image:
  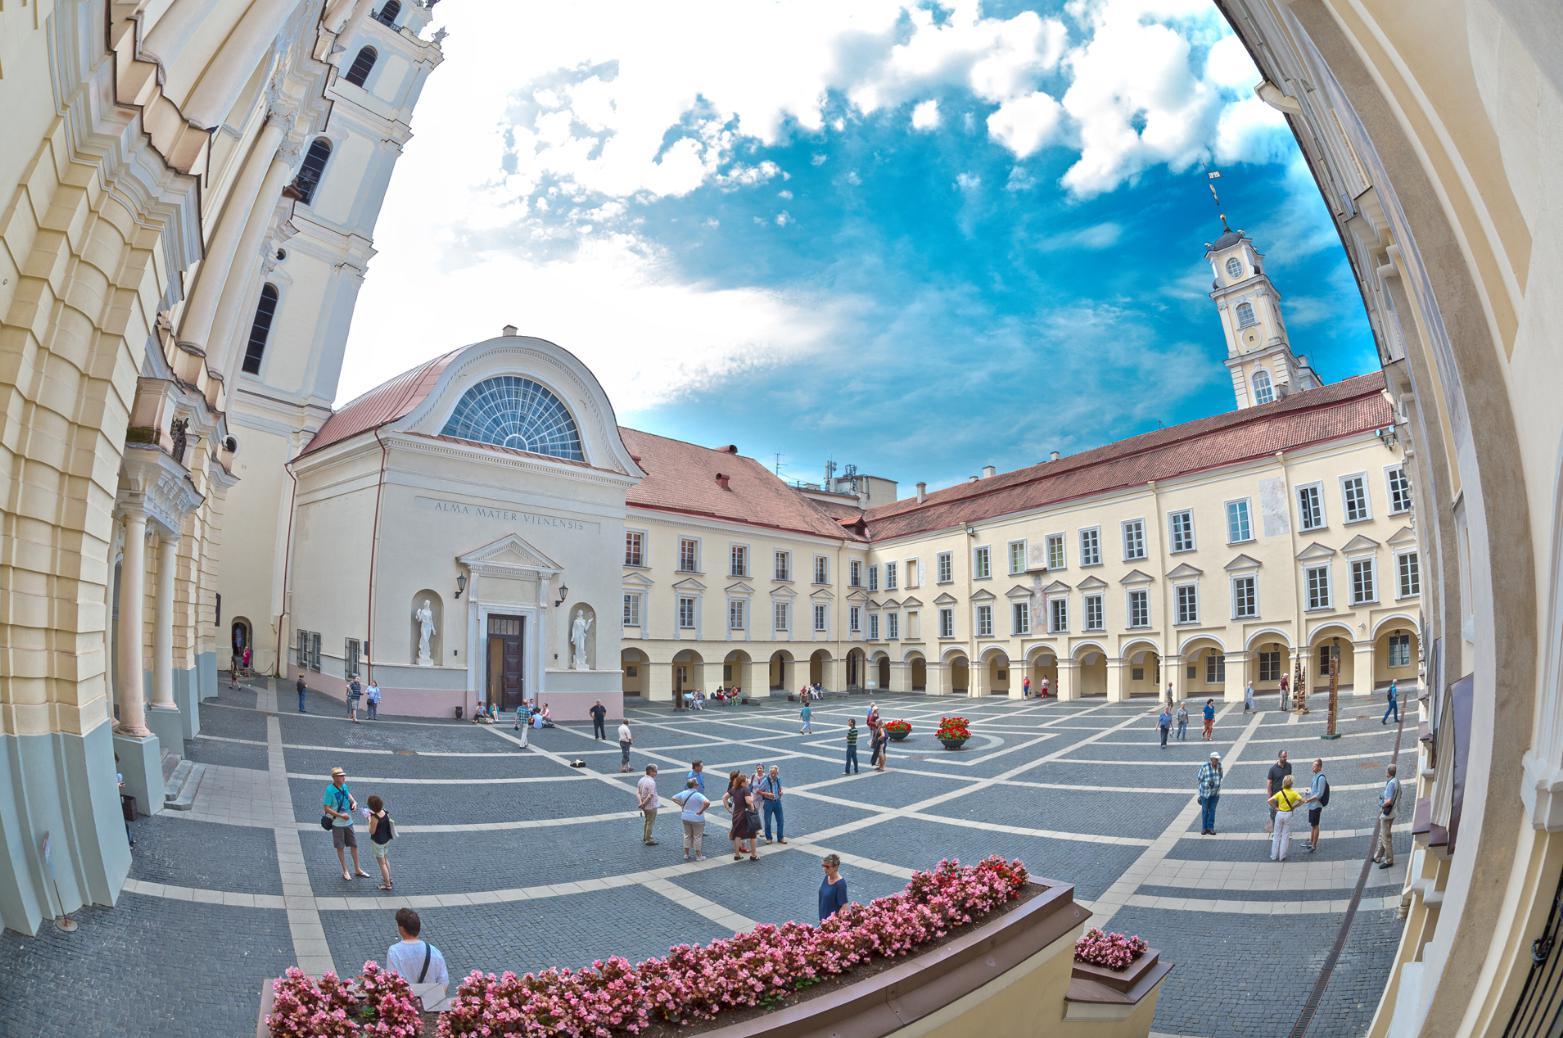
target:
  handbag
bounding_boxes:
[320,814,334,830]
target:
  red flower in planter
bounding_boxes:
[884,719,912,736]
[1073,928,1149,971]
[936,716,971,740]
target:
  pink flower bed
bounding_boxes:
[435,855,1028,1036]
[267,960,424,1036]
[1073,928,1149,971]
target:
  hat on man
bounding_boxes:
[1208,752,1221,760]
[330,766,345,777]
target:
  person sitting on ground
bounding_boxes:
[540,704,555,728]
[472,700,489,724]
[692,689,705,710]
[387,908,449,992]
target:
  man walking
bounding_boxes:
[1304,757,1329,852]
[323,767,369,882]
[590,700,607,740]
[387,909,449,991]
[845,718,860,774]
[1202,699,1216,740]
[687,760,706,795]
[1382,679,1400,725]
[1157,705,1172,747]
[1279,673,1290,713]
[1374,764,1401,868]
[297,674,307,713]
[759,765,786,845]
[1175,701,1189,741]
[618,719,633,773]
[1244,680,1254,713]
[637,764,659,846]
[1022,675,1031,698]
[1197,752,1222,834]
[347,675,363,723]
[1039,676,1050,698]
[365,678,381,721]
[1266,750,1293,834]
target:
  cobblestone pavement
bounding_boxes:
[0,681,1414,1037]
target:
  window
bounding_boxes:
[1012,602,1030,635]
[813,555,829,584]
[1387,466,1413,514]
[973,546,991,579]
[1351,558,1377,604]
[240,284,279,375]
[441,375,583,460]
[906,611,920,639]
[1046,534,1065,570]
[1127,589,1150,628]
[1206,653,1226,684]
[905,559,919,587]
[1387,633,1412,668]
[867,565,879,591]
[936,552,953,583]
[772,551,790,581]
[1297,484,1325,531]
[884,562,898,590]
[1236,300,1257,327]
[678,537,699,572]
[1123,519,1146,561]
[678,597,696,630]
[728,598,746,631]
[869,613,880,640]
[624,531,644,567]
[1226,499,1252,544]
[1169,510,1195,553]
[849,606,861,634]
[976,604,993,638]
[730,545,748,577]
[813,604,827,632]
[1008,540,1028,575]
[886,613,900,639]
[1048,598,1068,634]
[1231,575,1258,619]
[1305,564,1332,610]
[1251,368,1274,405]
[849,560,862,587]
[1225,257,1243,279]
[292,137,332,205]
[373,0,400,25]
[938,608,954,638]
[623,593,642,627]
[1079,527,1101,566]
[1258,649,1282,682]
[1342,474,1371,523]
[344,45,377,86]
[1084,594,1104,631]
[1175,584,1199,625]
[773,601,790,632]
[309,631,321,671]
[1397,552,1421,598]
[345,638,360,679]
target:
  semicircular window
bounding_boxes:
[440,376,584,460]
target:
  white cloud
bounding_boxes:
[1214,95,1290,165]
[911,98,942,130]
[986,90,1063,158]
[1034,221,1124,252]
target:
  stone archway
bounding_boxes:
[1178,636,1226,701]
[1307,624,1356,697]
[907,653,927,692]
[723,649,752,694]
[1122,642,1161,697]
[845,648,867,690]
[809,649,830,688]
[1028,649,1058,697]
[768,649,792,691]
[1373,619,1420,692]
[945,653,970,695]
[620,648,649,696]
[1073,645,1108,697]
[983,650,1010,696]
[875,653,891,691]
[672,649,704,695]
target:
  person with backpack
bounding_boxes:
[1303,757,1330,853]
[1382,679,1401,725]
[366,794,394,890]
[346,675,363,723]
[387,908,449,991]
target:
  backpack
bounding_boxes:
[372,810,394,844]
[1318,780,1331,807]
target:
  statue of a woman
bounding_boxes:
[571,609,592,671]
[415,599,436,666]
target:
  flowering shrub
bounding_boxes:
[1073,928,1149,971]
[437,856,1028,1036]
[267,961,424,1037]
[936,716,972,741]
[883,719,912,736]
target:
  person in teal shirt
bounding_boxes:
[1382,679,1401,724]
[323,767,368,881]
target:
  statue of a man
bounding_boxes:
[571,609,592,671]
[415,599,436,666]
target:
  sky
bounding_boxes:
[340,0,1377,494]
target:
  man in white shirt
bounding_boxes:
[618,720,633,773]
[1374,764,1401,868]
[636,764,659,846]
[386,908,448,991]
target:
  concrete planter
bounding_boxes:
[1066,948,1173,1024]
[939,737,969,750]
[887,728,911,741]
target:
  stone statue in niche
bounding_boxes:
[570,608,593,671]
[169,417,189,465]
[415,599,436,666]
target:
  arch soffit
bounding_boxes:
[1026,644,1060,663]
[620,646,650,662]
[979,645,1010,664]
[1372,612,1421,639]
[1120,638,1161,660]
[723,648,752,663]
[870,649,890,663]
[902,649,927,665]
[672,648,704,663]
[1071,639,1109,661]
[1306,621,1358,645]
[769,648,795,661]
[941,646,971,664]
[1177,633,1227,657]
[1244,626,1294,652]
[809,648,832,661]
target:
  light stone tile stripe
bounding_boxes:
[268,714,335,978]
[786,786,1152,847]
[282,772,592,785]
[1052,747,1395,765]
[1193,822,1411,841]
[1123,892,1402,915]
[640,878,757,933]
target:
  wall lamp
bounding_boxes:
[454,573,467,599]
[555,583,569,608]
[965,526,977,538]
[1375,426,1399,449]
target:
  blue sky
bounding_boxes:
[344,0,1376,493]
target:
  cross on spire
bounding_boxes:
[1207,170,1232,233]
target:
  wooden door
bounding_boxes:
[486,615,525,711]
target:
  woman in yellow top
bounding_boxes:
[1268,775,1306,862]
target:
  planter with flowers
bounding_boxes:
[884,719,912,742]
[1065,927,1173,1018]
[936,715,971,750]
[263,962,426,1037]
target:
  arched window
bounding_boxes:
[292,138,331,205]
[1235,301,1258,328]
[1251,368,1274,405]
[440,376,585,460]
[374,1,400,26]
[1225,257,1243,279]
[344,46,377,87]
[241,285,279,375]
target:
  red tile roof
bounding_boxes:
[302,348,464,456]
[862,372,1392,541]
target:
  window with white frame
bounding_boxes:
[869,613,880,640]
[1236,300,1258,327]
[1251,368,1274,405]
[1127,588,1150,628]
[906,610,920,639]
[885,561,898,590]
[1205,653,1226,684]
[1084,594,1104,631]
[727,598,746,631]
[1318,643,1339,676]
[1387,466,1413,514]
[1046,533,1065,570]
[1175,583,1199,625]
[813,554,829,584]
[868,565,879,591]
[813,603,828,632]
[1169,510,1195,553]
[774,551,791,581]
[1012,601,1030,635]
[1397,551,1421,598]
[678,537,699,572]
[773,600,790,632]
[1341,474,1371,523]
[730,544,749,577]
[850,560,862,587]
[938,608,954,638]
[1297,484,1325,531]
[1350,557,1377,604]
[623,593,642,627]
[624,531,645,567]
[1079,527,1101,566]
[1258,649,1282,682]
[976,604,993,637]
[1305,564,1332,610]
[1048,597,1068,634]
[1123,519,1147,561]
[1226,499,1252,544]
[345,638,360,679]
[973,546,991,579]
[1226,257,1243,280]
[1231,575,1258,619]
[849,606,861,634]
[936,551,953,583]
[886,612,899,639]
[677,596,696,630]
[1387,633,1412,668]
[1008,540,1027,575]
[905,559,919,587]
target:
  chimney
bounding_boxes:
[981,465,996,479]
[502,324,518,337]
[916,482,926,503]
[1049,450,1060,462]
[724,444,738,454]
[715,472,731,490]
[968,475,979,483]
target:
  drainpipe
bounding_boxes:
[273,461,300,677]
[366,427,390,684]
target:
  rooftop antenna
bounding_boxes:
[773,452,783,477]
[1207,170,1232,233]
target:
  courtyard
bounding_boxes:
[0,683,1412,1037]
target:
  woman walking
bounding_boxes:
[819,853,849,921]
[725,774,759,861]
[870,719,887,772]
[1268,775,1305,861]
[366,795,394,890]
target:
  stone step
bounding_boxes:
[163,759,206,811]
[160,749,182,784]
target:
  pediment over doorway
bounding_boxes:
[458,532,563,576]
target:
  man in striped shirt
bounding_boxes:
[1197,752,1223,835]
[845,719,860,775]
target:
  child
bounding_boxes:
[366,794,394,891]
[800,702,813,734]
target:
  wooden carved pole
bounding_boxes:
[1323,655,1341,740]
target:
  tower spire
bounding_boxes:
[1207,170,1232,233]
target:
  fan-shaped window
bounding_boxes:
[292,138,331,205]
[344,46,377,87]
[374,1,400,26]
[1251,368,1274,405]
[1225,257,1243,279]
[241,284,279,375]
[1235,301,1258,328]
[441,376,584,460]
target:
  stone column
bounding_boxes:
[647,660,674,703]
[183,0,302,129]
[1223,651,1249,702]
[1056,659,1078,702]
[1353,640,1376,695]
[1106,658,1126,703]
[147,531,185,751]
[926,660,947,696]
[115,509,150,738]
